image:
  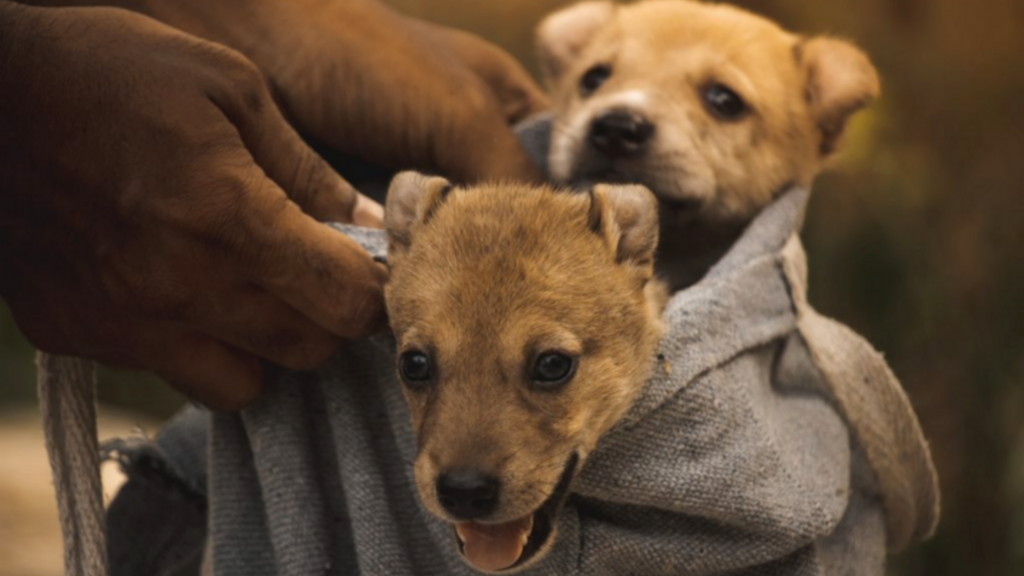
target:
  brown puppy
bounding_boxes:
[537,0,880,288]
[383,172,665,572]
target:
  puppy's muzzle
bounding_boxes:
[588,109,654,158]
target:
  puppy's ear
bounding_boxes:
[384,171,453,260]
[536,1,616,86]
[799,37,881,155]
[588,184,659,279]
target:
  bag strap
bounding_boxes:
[37,352,109,576]
[780,237,940,551]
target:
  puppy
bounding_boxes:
[537,0,880,289]
[383,172,665,572]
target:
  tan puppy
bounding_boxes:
[537,0,880,288]
[383,172,665,572]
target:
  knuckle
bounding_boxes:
[220,50,270,115]
[200,42,270,116]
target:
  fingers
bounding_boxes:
[198,52,387,338]
[208,52,364,224]
[8,287,266,411]
[351,193,385,228]
[142,328,265,411]
[212,177,388,339]
[256,207,388,338]
[187,285,343,371]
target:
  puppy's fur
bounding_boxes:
[378,2,879,569]
[384,173,665,571]
[538,0,880,288]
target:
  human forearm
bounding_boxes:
[7,0,547,182]
[8,0,387,78]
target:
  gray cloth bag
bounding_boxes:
[107,119,939,575]
[196,187,938,576]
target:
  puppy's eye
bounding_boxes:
[399,350,433,387]
[531,352,578,389]
[579,64,612,97]
[703,83,748,120]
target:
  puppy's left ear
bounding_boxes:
[536,1,616,86]
[384,171,453,262]
[589,184,659,281]
[800,37,881,155]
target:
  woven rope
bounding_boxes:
[37,352,109,576]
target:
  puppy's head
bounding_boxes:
[384,172,664,572]
[538,0,880,222]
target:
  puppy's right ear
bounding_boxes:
[588,184,659,282]
[384,171,453,261]
[536,1,616,86]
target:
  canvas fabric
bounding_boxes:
[106,119,938,576]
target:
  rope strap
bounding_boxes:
[37,352,109,576]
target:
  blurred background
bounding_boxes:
[1,0,1022,574]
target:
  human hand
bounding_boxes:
[0,3,387,409]
[42,0,550,183]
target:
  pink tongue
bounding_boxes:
[456,515,534,572]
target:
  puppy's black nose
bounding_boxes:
[588,110,654,157]
[436,470,500,520]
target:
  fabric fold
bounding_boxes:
[104,123,938,576]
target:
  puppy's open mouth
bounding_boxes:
[454,453,578,573]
